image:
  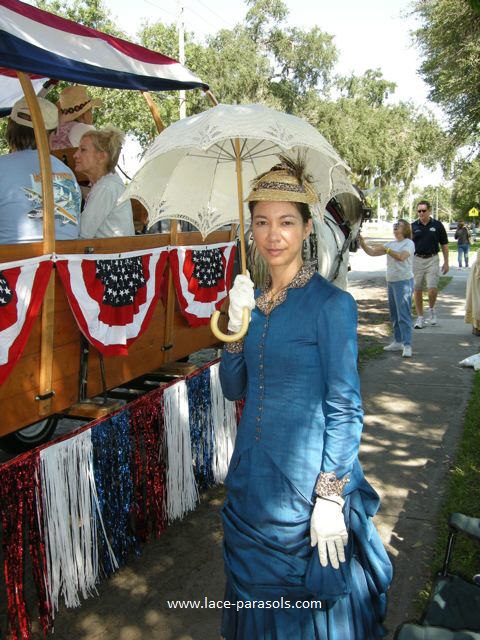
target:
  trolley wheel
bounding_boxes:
[0,416,58,453]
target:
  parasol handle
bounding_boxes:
[210,136,250,343]
[210,307,250,343]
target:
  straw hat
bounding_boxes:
[57,85,102,123]
[246,159,318,205]
[10,97,58,131]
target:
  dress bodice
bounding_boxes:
[220,271,365,501]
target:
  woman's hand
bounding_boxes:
[228,273,255,333]
[310,496,348,569]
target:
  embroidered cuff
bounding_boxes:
[314,471,349,498]
[224,339,245,354]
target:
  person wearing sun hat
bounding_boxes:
[0,96,81,243]
[218,158,392,639]
[49,85,102,150]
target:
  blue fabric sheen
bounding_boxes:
[219,274,392,639]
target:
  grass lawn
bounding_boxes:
[418,370,480,606]
[436,276,452,292]
[358,341,384,366]
[448,240,480,251]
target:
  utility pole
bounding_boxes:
[177,2,186,119]
[376,173,381,223]
[407,183,413,222]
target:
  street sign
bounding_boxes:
[469,207,479,217]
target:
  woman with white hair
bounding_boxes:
[74,126,134,238]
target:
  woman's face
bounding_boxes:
[393,222,405,240]
[73,135,107,177]
[252,200,312,271]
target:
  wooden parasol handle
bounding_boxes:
[210,308,250,342]
[210,137,251,343]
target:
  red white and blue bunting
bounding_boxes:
[0,242,236,385]
[169,242,236,327]
[0,254,53,386]
[56,248,169,356]
[0,360,241,638]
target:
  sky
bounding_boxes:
[102,0,444,185]
[103,0,431,107]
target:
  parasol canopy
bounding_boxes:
[121,103,356,240]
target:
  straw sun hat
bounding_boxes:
[57,85,102,123]
[246,157,318,205]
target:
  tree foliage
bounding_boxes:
[418,184,453,221]
[5,0,449,203]
[412,0,480,145]
[452,158,480,218]
[311,71,449,198]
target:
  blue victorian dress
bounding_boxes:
[219,263,392,639]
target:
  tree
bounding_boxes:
[336,69,396,107]
[13,0,450,196]
[418,184,453,221]
[244,0,338,112]
[244,0,288,43]
[201,27,272,106]
[412,0,480,145]
[36,0,122,34]
[311,72,449,190]
[452,158,480,218]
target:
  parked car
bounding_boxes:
[449,221,458,230]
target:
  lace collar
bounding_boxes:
[256,261,316,315]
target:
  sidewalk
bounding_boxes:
[22,269,478,640]
[351,268,477,636]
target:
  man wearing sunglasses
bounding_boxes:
[411,200,449,328]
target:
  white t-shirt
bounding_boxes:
[80,173,134,239]
[384,238,415,282]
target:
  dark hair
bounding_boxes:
[396,218,412,239]
[248,200,312,223]
[417,199,431,210]
[5,119,37,151]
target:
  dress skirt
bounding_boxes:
[221,446,392,640]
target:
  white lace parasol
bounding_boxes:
[121,103,357,239]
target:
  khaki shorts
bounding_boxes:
[413,254,440,290]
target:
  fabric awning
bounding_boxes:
[0,0,208,115]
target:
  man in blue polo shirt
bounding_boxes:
[412,200,449,328]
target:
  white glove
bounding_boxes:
[228,273,255,333]
[310,496,348,570]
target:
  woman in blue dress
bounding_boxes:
[219,159,392,639]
